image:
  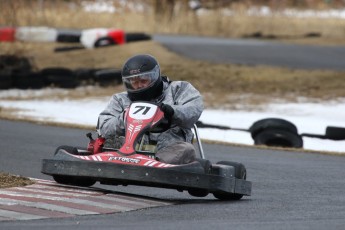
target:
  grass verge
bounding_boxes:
[0,172,34,189]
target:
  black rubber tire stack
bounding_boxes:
[0,55,45,89]
[249,118,303,148]
[40,67,79,88]
[93,68,122,86]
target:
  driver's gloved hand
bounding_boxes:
[160,103,174,121]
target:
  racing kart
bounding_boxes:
[41,102,252,200]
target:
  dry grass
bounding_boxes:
[0,172,34,188]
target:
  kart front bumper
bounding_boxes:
[41,159,252,196]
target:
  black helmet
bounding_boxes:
[121,54,163,101]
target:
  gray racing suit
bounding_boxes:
[97,76,204,164]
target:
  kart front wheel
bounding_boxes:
[213,161,247,201]
[53,175,96,187]
[188,188,209,197]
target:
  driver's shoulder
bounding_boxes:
[111,92,131,106]
[166,79,192,91]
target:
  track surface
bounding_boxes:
[153,34,345,70]
[0,119,344,230]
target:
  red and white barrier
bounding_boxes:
[0,27,16,42]
[0,27,138,49]
[15,26,58,42]
[80,28,125,48]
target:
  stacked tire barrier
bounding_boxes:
[0,26,151,50]
[196,118,345,149]
[249,118,303,148]
[0,55,122,89]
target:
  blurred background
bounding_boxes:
[0,1,344,104]
[1,0,345,42]
[0,1,344,152]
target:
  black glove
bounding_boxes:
[160,103,174,121]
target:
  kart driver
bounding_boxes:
[97,54,204,165]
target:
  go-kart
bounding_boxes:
[41,102,252,200]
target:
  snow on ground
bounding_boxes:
[1,88,344,154]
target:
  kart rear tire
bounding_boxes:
[53,175,96,187]
[250,118,298,138]
[213,161,246,200]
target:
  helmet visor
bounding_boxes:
[123,65,160,92]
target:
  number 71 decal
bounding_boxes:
[129,103,157,119]
[133,106,151,115]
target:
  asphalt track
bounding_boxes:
[153,34,345,70]
[1,36,345,229]
[1,119,345,230]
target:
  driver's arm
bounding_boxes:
[170,81,204,129]
[97,93,128,138]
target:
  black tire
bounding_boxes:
[53,146,96,187]
[0,71,12,89]
[53,175,96,187]
[213,161,246,200]
[254,129,303,148]
[325,126,345,140]
[125,33,152,42]
[188,189,209,197]
[74,68,96,82]
[94,37,115,47]
[56,29,81,43]
[185,159,212,198]
[41,67,78,88]
[12,72,45,89]
[0,55,32,73]
[93,68,122,86]
[249,118,298,138]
